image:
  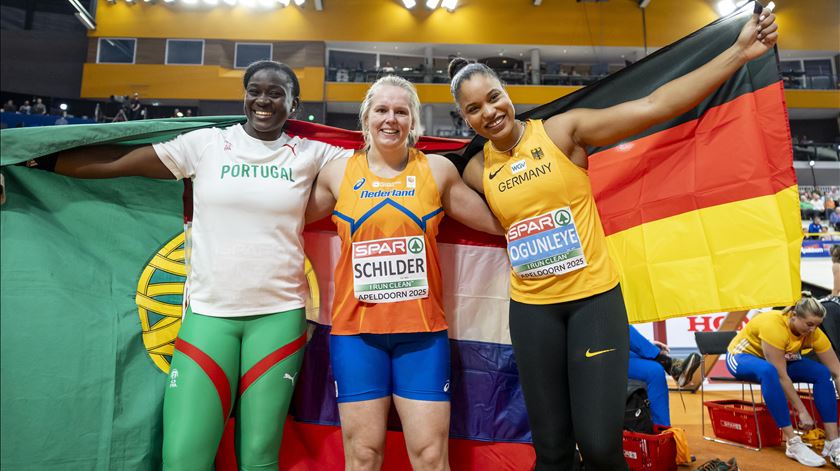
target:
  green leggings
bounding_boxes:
[162,307,306,471]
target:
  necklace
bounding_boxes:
[492,120,525,154]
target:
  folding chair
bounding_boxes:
[694,330,765,451]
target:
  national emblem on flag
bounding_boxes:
[530,147,544,160]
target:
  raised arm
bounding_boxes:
[304,158,344,224]
[546,5,777,152]
[54,145,175,180]
[428,153,503,235]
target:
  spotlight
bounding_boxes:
[307,114,315,121]
[441,0,456,10]
[59,103,68,111]
[425,0,439,9]
[402,0,416,8]
[294,0,305,5]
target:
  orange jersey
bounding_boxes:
[331,149,447,335]
[483,119,619,304]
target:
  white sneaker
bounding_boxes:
[822,437,840,468]
[787,436,827,467]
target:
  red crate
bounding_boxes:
[791,391,840,430]
[705,399,782,447]
[622,425,677,471]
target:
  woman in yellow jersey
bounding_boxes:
[447,8,778,471]
[727,294,840,467]
[306,75,503,471]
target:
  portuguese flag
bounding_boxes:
[1,2,797,469]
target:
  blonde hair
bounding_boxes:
[783,291,827,319]
[358,75,423,152]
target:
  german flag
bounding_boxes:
[515,4,801,323]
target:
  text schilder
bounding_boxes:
[352,236,429,303]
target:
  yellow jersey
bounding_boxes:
[330,149,447,335]
[482,119,619,304]
[728,310,831,358]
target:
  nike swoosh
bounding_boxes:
[489,166,504,180]
[585,348,616,358]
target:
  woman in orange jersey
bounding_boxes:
[306,75,503,471]
[448,7,778,471]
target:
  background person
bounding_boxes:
[727,294,840,467]
[628,326,701,427]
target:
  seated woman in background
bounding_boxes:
[628,326,701,427]
[727,293,840,468]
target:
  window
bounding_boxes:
[234,43,272,69]
[166,39,204,65]
[97,38,136,64]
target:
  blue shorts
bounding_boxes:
[329,330,451,403]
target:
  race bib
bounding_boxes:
[507,208,587,279]
[352,236,429,303]
[784,352,802,362]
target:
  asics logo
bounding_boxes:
[585,348,616,358]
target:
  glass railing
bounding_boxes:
[793,143,840,162]
[782,73,838,90]
[329,65,838,90]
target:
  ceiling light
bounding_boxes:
[441,0,456,10]
[715,0,736,16]
[402,0,416,8]
[276,0,290,5]
[426,0,440,9]
[68,0,96,29]
[294,0,305,5]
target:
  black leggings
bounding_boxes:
[510,285,630,471]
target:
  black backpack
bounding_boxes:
[624,379,654,434]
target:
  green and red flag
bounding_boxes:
[0,2,799,468]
